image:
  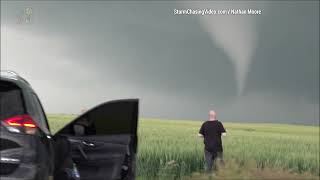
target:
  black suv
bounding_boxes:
[0,71,139,180]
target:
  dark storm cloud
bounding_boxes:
[246,2,319,103]
[1,1,319,124]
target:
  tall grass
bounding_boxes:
[48,115,319,179]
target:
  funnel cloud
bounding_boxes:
[183,2,261,95]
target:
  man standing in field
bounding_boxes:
[198,110,227,172]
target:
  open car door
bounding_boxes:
[54,99,138,180]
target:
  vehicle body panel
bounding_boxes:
[1,75,54,180]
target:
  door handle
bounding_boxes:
[82,141,95,147]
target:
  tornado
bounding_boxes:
[182,2,261,96]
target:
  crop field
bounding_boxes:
[48,114,319,180]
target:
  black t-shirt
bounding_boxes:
[199,120,226,152]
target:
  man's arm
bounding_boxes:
[198,123,204,138]
[220,121,227,137]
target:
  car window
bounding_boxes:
[0,81,25,120]
[58,100,138,136]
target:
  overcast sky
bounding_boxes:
[1,1,319,125]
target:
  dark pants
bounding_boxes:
[204,149,224,172]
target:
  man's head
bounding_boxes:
[209,110,217,121]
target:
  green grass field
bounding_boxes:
[48,114,319,180]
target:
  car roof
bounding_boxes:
[0,70,34,92]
